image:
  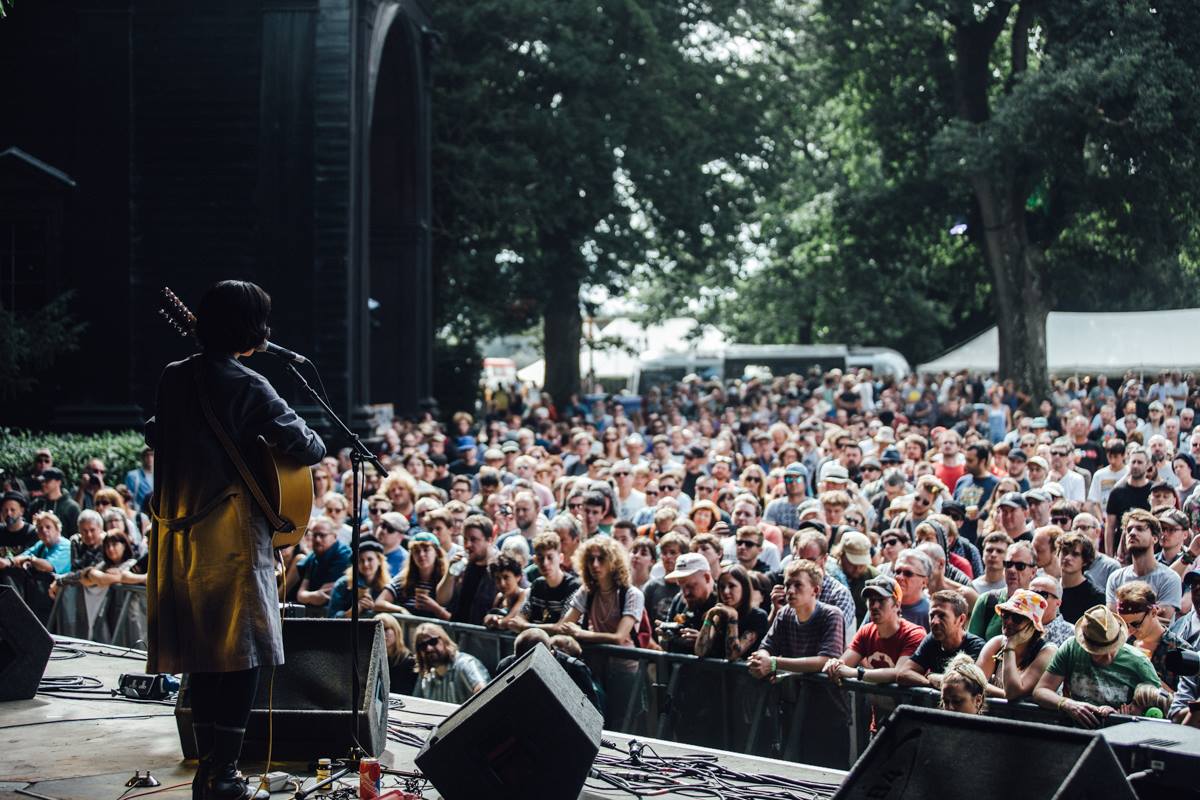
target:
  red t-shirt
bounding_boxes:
[849,619,926,669]
[934,462,965,491]
[949,552,974,579]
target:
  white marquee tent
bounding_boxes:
[917,309,1200,374]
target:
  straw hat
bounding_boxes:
[995,589,1048,633]
[1074,605,1128,656]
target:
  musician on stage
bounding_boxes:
[145,280,326,800]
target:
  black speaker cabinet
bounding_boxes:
[175,618,389,760]
[415,644,602,800]
[834,705,1136,800]
[0,585,53,701]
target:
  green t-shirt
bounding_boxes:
[1047,640,1159,707]
[968,589,1005,641]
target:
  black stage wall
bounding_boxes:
[0,0,434,432]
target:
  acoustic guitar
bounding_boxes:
[158,286,314,548]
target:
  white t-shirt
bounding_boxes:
[1087,465,1128,510]
[1056,470,1086,503]
[1106,562,1183,616]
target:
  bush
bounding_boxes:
[0,428,147,490]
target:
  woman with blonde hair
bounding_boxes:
[326,538,391,618]
[941,652,989,715]
[738,464,768,503]
[555,535,643,647]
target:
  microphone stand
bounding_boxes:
[283,361,388,763]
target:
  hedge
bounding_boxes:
[0,428,148,490]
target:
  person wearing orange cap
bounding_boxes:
[976,588,1057,700]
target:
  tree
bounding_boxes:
[813,0,1200,400]
[431,1,800,407]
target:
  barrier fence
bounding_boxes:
[388,616,1106,770]
[46,583,148,649]
[34,589,1121,771]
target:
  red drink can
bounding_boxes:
[359,758,380,800]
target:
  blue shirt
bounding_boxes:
[124,467,154,511]
[22,537,72,574]
[302,541,352,588]
[385,547,407,578]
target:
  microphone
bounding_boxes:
[258,340,309,365]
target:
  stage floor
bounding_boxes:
[1,638,846,800]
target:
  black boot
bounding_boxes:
[206,762,269,800]
[192,723,214,800]
[204,724,268,800]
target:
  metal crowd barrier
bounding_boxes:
[388,615,1081,770]
[47,583,148,649]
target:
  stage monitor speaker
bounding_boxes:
[834,705,1135,800]
[1101,718,1200,791]
[175,618,389,760]
[415,643,602,800]
[0,585,53,701]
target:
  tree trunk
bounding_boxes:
[543,270,582,413]
[972,175,1051,407]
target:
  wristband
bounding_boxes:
[856,665,865,682]
[703,619,714,627]
[1058,697,1069,712]
[770,657,778,675]
[1183,551,1196,565]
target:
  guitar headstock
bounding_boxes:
[159,286,198,343]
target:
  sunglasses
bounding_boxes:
[1003,560,1035,571]
[735,539,760,548]
[744,476,762,483]
[1050,516,1072,525]
[783,476,800,483]
[894,567,925,578]
[645,490,659,497]
[369,507,388,514]
[882,538,906,548]
[613,471,631,477]
[417,639,440,651]
[1033,589,1059,601]
[660,485,678,492]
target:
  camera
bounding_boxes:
[657,622,682,642]
[1165,648,1199,677]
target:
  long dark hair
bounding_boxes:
[718,563,755,620]
[196,280,271,354]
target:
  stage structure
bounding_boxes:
[0,0,435,431]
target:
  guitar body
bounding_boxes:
[251,436,315,548]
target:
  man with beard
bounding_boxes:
[1105,447,1153,556]
[1105,509,1182,622]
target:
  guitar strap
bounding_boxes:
[194,361,295,533]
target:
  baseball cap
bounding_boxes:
[941,500,966,519]
[501,441,520,454]
[784,463,810,479]
[1182,570,1200,589]
[839,531,872,566]
[1031,417,1049,430]
[1008,448,1028,462]
[821,464,850,484]
[862,574,902,604]
[1024,488,1051,504]
[358,536,386,555]
[1027,456,1049,471]
[456,436,477,451]
[408,531,441,548]
[686,445,708,460]
[665,552,711,582]
[41,467,66,483]
[861,457,881,471]
[1042,482,1065,500]
[880,447,902,464]
[997,491,1028,510]
[1,490,28,509]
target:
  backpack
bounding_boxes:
[583,586,654,649]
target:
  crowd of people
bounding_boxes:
[5,367,1200,730]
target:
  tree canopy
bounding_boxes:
[432,0,1200,404]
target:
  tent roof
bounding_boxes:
[917,309,1200,374]
[515,317,726,385]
